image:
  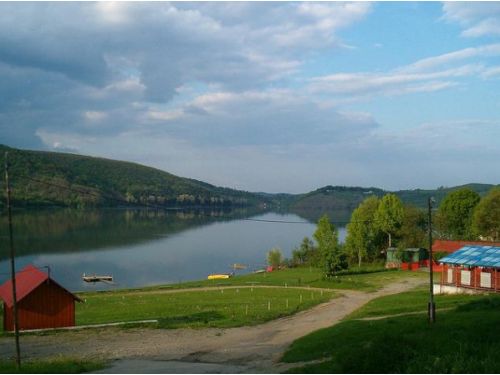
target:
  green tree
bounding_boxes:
[472,187,500,240]
[437,188,480,239]
[345,196,381,267]
[374,194,404,248]
[398,205,427,249]
[292,237,317,266]
[313,214,346,276]
[267,247,283,268]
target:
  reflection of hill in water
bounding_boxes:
[0,207,264,258]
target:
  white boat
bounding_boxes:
[82,273,113,283]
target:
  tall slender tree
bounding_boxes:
[313,214,346,276]
[345,196,380,267]
[374,194,404,248]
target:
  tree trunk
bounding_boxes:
[388,232,392,248]
[358,252,362,268]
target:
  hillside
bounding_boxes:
[0,145,269,209]
[289,183,498,222]
[0,144,496,212]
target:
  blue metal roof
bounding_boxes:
[440,246,500,268]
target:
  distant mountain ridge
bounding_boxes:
[0,144,497,212]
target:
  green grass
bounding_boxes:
[128,266,427,293]
[0,357,105,373]
[346,286,488,319]
[282,290,500,373]
[77,287,337,328]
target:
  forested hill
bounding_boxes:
[0,144,496,212]
[0,144,269,209]
[290,183,498,215]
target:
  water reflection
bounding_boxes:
[0,209,346,292]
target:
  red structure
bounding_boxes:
[0,264,82,331]
[439,245,500,293]
[433,239,500,254]
[440,264,500,292]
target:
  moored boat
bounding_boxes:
[207,273,232,280]
[82,273,113,283]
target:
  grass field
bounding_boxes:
[131,266,427,293]
[74,267,425,329]
[282,289,500,373]
[77,286,337,329]
[0,357,105,373]
[2,267,423,334]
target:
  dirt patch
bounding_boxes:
[0,277,425,373]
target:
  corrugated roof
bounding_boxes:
[439,246,500,268]
[0,264,81,308]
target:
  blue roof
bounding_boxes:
[440,246,500,268]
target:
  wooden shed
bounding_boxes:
[385,247,428,270]
[0,264,82,331]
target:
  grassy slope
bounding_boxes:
[119,267,427,293]
[283,289,500,373]
[0,268,422,334]
[77,287,336,329]
[75,268,423,329]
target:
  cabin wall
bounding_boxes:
[441,264,500,292]
[4,282,75,331]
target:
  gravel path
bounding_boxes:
[0,277,425,373]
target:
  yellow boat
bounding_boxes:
[207,273,232,280]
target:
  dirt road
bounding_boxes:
[0,277,425,373]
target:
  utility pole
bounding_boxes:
[428,197,436,323]
[4,152,21,367]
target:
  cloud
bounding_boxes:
[442,2,500,37]
[141,89,380,147]
[1,3,499,192]
[308,43,500,101]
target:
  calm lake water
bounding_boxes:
[0,209,346,292]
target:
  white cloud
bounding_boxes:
[442,2,500,37]
[308,42,500,101]
[84,111,107,122]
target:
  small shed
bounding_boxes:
[439,245,500,292]
[0,264,82,331]
[385,247,400,269]
[385,247,428,271]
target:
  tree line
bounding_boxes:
[267,186,499,277]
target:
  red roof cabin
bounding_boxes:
[0,264,82,331]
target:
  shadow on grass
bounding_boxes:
[455,295,500,312]
[157,311,225,328]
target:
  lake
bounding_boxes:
[0,208,346,292]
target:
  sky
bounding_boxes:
[0,2,499,194]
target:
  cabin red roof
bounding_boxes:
[0,264,81,308]
[433,239,500,254]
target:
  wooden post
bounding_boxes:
[427,197,435,323]
[4,152,21,368]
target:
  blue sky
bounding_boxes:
[0,2,499,193]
